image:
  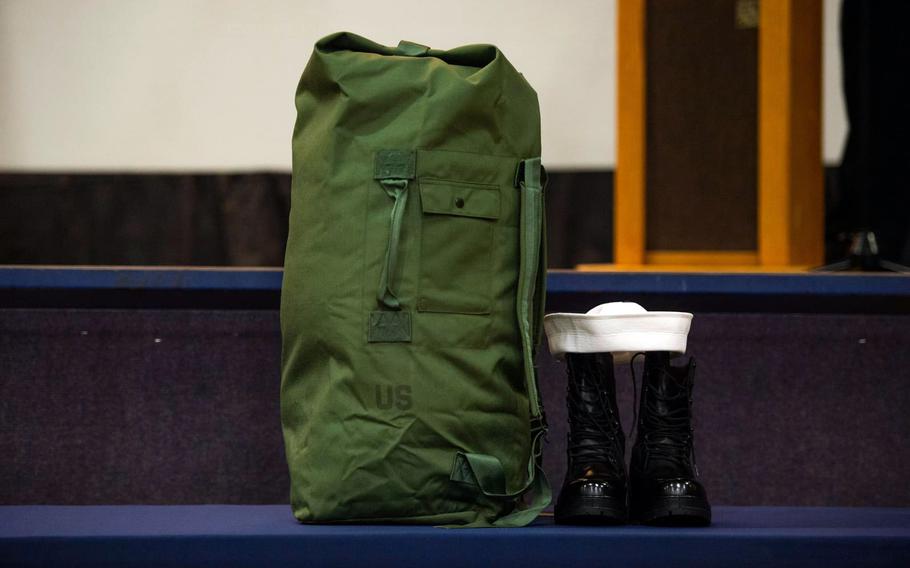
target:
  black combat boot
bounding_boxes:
[555,352,628,524]
[630,351,711,526]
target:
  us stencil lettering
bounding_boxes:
[375,385,412,410]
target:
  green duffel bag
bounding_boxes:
[280,31,549,527]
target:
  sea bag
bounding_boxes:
[280,31,549,527]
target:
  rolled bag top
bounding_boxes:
[314,31,500,69]
[299,31,542,161]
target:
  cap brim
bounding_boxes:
[543,311,693,362]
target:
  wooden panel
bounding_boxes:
[645,0,758,251]
[758,0,824,265]
[645,250,758,265]
[615,0,647,265]
[576,263,809,273]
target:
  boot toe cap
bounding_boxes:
[565,476,627,500]
[556,477,628,525]
[647,478,707,499]
[632,477,708,502]
[631,478,711,526]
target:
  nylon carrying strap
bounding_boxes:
[449,157,550,527]
[369,150,415,343]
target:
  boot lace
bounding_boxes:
[566,362,624,470]
[629,352,699,476]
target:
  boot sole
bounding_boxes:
[633,497,711,527]
[555,496,628,525]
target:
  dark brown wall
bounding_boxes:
[0,172,614,269]
[0,173,291,266]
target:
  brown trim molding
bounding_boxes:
[758,0,824,266]
[644,250,759,266]
[615,0,647,265]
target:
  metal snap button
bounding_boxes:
[454,197,465,208]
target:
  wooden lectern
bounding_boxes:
[606,0,823,271]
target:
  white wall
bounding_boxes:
[0,0,844,172]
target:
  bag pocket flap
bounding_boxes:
[420,180,500,220]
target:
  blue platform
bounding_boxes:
[3,268,909,567]
[2,266,908,312]
[2,506,908,568]
[2,266,909,295]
